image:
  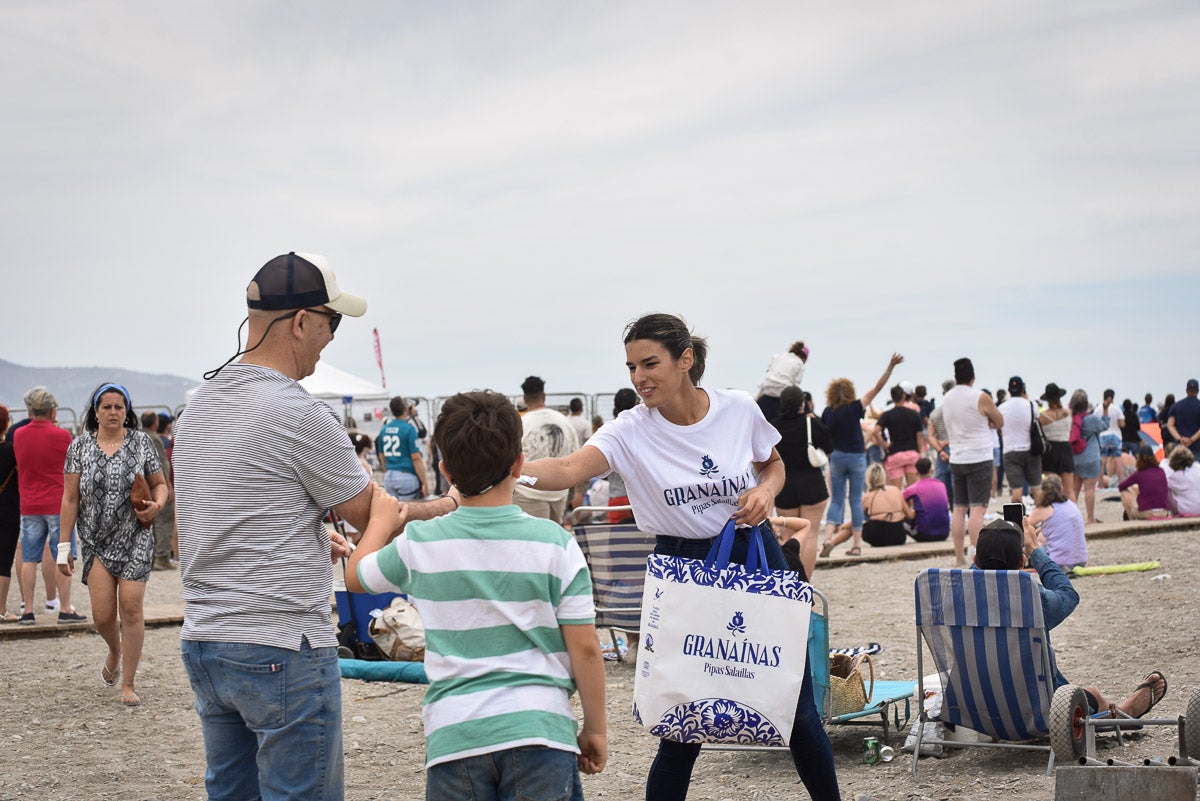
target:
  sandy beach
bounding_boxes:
[3,487,1196,801]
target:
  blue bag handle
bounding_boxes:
[704,517,771,574]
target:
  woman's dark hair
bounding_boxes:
[779,385,803,416]
[788,341,807,360]
[1135,445,1158,471]
[623,313,707,386]
[1122,399,1135,414]
[432,391,522,497]
[350,432,372,454]
[84,383,138,432]
[613,388,639,416]
[0,404,9,435]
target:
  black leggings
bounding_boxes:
[0,507,18,578]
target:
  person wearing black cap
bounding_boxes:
[998,376,1042,504]
[1037,382,1076,501]
[1166,379,1200,460]
[974,519,1168,720]
[173,252,458,800]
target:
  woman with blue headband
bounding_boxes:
[57,382,167,707]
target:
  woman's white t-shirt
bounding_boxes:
[586,388,780,539]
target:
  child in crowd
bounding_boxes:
[347,390,607,799]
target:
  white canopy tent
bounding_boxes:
[299,361,392,434]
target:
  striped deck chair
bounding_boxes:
[911,568,1057,775]
[571,507,654,661]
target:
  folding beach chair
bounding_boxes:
[911,568,1056,775]
[571,506,654,661]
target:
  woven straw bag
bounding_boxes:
[829,652,875,716]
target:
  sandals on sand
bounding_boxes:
[846,547,862,556]
[0,610,19,623]
[101,663,120,687]
[1107,670,1168,719]
[819,542,835,559]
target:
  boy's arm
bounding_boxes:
[561,623,607,774]
[345,484,406,593]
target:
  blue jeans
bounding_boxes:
[20,515,76,562]
[384,469,422,501]
[826,451,866,531]
[934,449,953,503]
[647,532,841,801]
[181,638,344,801]
[425,746,583,801]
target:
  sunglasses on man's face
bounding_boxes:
[275,307,342,334]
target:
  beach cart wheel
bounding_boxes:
[1050,684,1089,763]
[1186,688,1200,760]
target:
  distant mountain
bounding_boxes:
[0,358,199,422]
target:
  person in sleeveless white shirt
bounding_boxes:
[941,358,1004,566]
[522,314,840,801]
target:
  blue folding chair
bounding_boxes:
[572,507,654,661]
[912,568,1056,775]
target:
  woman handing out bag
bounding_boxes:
[523,313,840,801]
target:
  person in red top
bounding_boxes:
[12,387,85,624]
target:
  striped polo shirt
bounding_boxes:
[173,363,369,650]
[356,504,595,767]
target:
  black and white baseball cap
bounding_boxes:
[247,252,367,317]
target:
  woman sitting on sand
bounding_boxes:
[1118,445,1172,520]
[824,463,907,551]
[1026,474,1087,569]
[1164,444,1200,517]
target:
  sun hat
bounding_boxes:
[247,252,367,317]
[1040,382,1067,402]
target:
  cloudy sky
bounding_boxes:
[3,1,1197,410]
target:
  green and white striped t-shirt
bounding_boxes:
[356,504,595,768]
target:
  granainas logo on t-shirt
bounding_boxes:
[662,455,753,515]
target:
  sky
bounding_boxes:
[2,1,1198,411]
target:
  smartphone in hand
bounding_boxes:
[1002,502,1024,526]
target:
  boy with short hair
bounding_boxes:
[347,390,607,799]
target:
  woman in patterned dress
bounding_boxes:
[57,383,167,707]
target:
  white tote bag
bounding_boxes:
[632,521,812,746]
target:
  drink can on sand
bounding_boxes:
[863,736,880,765]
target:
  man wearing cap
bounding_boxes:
[942,358,1004,567]
[173,252,456,800]
[1167,380,1200,460]
[974,519,1167,719]
[12,387,85,624]
[998,377,1042,504]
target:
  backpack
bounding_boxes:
[1028,400,1046,456]
[1069,413,1087,455]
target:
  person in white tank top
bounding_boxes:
[941,358,1004,566]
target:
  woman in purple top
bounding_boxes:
[1118,446,1172,520]
[1027,474,1087,568]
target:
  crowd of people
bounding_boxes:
[3,250,1198,801]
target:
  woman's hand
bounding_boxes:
[134,499,160,527]
[734,485,775,526]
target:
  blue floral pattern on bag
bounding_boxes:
[647,554,812,602]
[647,698,785,745]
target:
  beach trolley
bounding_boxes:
[1049,682,1200,767]
[571,507,916,744]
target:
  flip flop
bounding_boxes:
[0,610,19,623]
[101,663,120,687]
[1132,671,1167,718]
